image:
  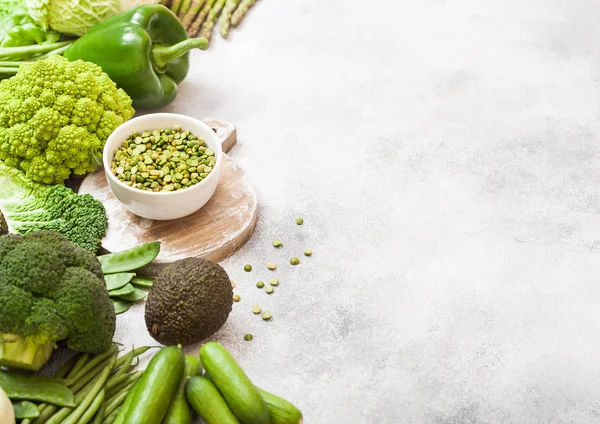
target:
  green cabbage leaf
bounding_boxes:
[26,0,121,36]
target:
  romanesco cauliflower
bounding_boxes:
[0,55,135,184]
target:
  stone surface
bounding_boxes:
[115,1,600,422]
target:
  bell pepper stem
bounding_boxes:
[152,37,209,70]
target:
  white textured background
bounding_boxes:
[116,1,600,422]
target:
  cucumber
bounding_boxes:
[115,346,184,424]
[162,356,203,424]
[185,376,240,424]
[199,342,269,424]
[257,387,303,424]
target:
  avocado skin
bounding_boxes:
[0,211,7,236]
[145,257,233,346]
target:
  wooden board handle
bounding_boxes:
[202,118,237,153]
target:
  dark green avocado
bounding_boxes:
[145,257,233,346]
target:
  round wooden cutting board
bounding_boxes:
[78,119,258,263]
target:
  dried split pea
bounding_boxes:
[304,249,312,256]
[273,239,283,247]
[265,286,274,294]
[267,262,276,270]
[270,278,279,286]
[256,281,265,288]
[261,311,272,321]
[233,294,241,302]
[290,257,300,265]
[252,305,261,314]
[296,217,304,225]
[244,264,252,272]
[244,334,253,341]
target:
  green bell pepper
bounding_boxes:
[64,5,208,110]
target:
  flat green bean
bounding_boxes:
[105,273,136,291]
[116,287,148,302]
[109,283,135,297]
[0,371,74,407]
[98,242,161,274]
[130,276,154,288]
[12,400,40,419]
[112,299,131,315]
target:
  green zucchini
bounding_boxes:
[114,346,184,424]
[257,387,303,424]
[162,356,203,424]
[199,342,269,424]
[185,376,240,424]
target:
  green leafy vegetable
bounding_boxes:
[0,231,116,371]
[26,0,121,36]
[0,55,135,184]
[0,162,108,252]
[1,13,60,48]
[0,0,26,22]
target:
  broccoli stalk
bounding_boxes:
[0,334,54,371]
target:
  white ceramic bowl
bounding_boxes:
[103,113,222,220]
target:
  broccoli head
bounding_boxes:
[0,55,135,184]
[0,231,115,371]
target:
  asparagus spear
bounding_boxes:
[187,0,216,37]
[181,0,206,29]
[177,0,193,18]
[168,0,182,15]
[231,0,256,27]
[199,0,226,41]
[218,0,240,38]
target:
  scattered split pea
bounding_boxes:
[290,257,300,265]
[267,262,276,270]
[244,264,252,272]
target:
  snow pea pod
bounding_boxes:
[105,273,136,291]
[12,401,39,419]
[98,242,161,274]
[109,283,135,297]
[0,371,75,407]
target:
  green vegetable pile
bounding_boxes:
[0,55,135,184]
[97,242,162,314]
[114,342,302,424]
[0,231,116,371]
[161,0,258,42]
[0,162,108,251]
[1,344,153,423]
